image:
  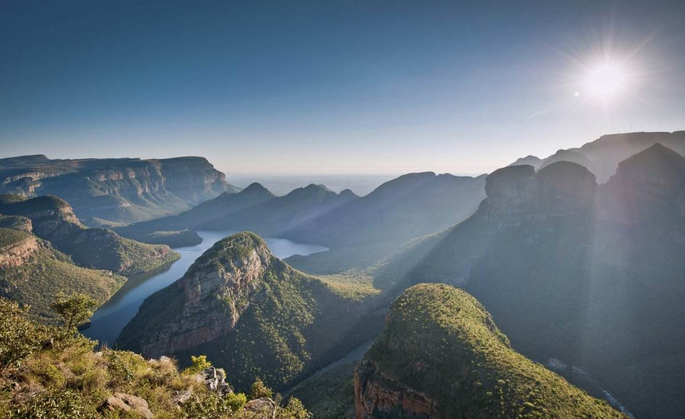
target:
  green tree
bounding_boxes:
[50,292,98,330]
[277,397,312,419]
[250,378,273,399]
[184,354,213,374]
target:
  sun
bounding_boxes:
[581,60,631,101]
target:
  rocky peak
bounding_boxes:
[537,161,597,212]
[480,162,596,221]
[601,144,685,222]
[240,182,275,198]
[181,232,272,304]
[128,232,278,357]
[509,155,543,169]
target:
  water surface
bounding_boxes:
[84,231,327,346]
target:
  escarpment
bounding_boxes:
[0,155,238,227]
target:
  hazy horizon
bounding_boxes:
[2,0,685,175]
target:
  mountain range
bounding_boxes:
[2,130,685,418]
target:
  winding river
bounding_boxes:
[83,231,328,347]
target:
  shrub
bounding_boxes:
[0,298,43,368]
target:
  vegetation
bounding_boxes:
[0,194,181,276]
[363,284,627,418]
[290,363,356,419]
[0,296,311,419]
[0,236,125,324]
[50,293,98,331]
[118,232,384,392]
[0,227,29,248]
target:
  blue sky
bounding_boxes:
[1,0,684,175]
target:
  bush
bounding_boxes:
[250,378,273,399]
[0,298,43,368]
[184,355,212,375]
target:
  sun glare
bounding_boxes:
[582,60,631,101]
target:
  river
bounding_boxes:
[83,231,328,347]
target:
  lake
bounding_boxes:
[83,231,328,346]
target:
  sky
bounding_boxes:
[1,0,684,176]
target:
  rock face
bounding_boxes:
[129,233,271,357]
[118,232,379,391]
[0,155,238,226]
[354,284,627,419]
[0,194,178,275]
[100,392,154,419]
[481,161,597,222]
[0,229,38,269]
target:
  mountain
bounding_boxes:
[117,183,357,246]
[355,284,628,419]
[509,155,542,169]
[286,172,487,248]
[0,226,125,323]
[120,172,486,274]
[117,232,382,391]
[0,155,238,227]
[0,194,179,275]
[380,145,685,419]
[534,130,685,183]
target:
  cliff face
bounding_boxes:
[354,284,627,419]
[0,195,178,276]
[0,229,39,269]
[0,156,237,227]
[481,161,597,222]
[135,233,273,357]
[118,232,381,391]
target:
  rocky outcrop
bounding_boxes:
[0,232,39,269]
[118,231,378,391]
[600,143,685,223]
[130,233,273,357]
[100,392,154,419]
[355,361,436,419]
[480,161,597,222]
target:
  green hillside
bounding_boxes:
[118,232,383,392]
[357,284,627,419]
[0,194,180,276]
[0,230,126,324]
